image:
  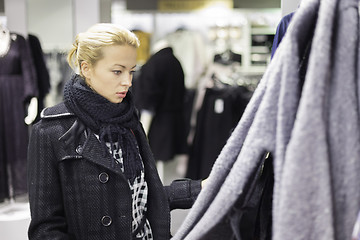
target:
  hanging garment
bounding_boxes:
[228,152,274,240]
[134,47,187,161]
[270,11,295,59]
[27,34,50,121]
[186,85,252,180]
[164,29,208,89]
[0,32,37,201]
[214,50,242,66]
[172,0,360,239]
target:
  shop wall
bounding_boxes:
[4,0,27,36]
[0,0,4,14]
[27,0,73,51]
[73,0,100,36]
[100,0,112,23]
[27,0,110,51]
[281,0,301,16]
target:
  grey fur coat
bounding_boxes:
[172,0,360,239]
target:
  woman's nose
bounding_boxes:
[121,73,132,86]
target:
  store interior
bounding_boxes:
[0,0,300,239]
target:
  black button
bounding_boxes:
[99,172,109,183]
[101,215,112,226]
[76,145,83,154]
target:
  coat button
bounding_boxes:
[101,215,112,226]
[76,145,83,154]
[99,172,109,183]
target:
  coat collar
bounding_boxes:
[44,102,135,179]
[45,102,124,176]
[41,102,74,119]
[59,119,125,176]
[81,132,125,176]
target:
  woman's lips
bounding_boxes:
[116,91,127,98]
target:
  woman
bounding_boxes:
[27,23,202,240]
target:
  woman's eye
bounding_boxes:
[113,70,122,75]
[130,71,136,75]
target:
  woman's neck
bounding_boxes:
[0,26,11,57]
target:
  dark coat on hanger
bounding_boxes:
[27,102,201,240]
[27,34,50,121]
[186,86,252,180]
[134,47,186,160]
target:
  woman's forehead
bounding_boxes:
[97,45,137,67]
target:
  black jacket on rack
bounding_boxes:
[186,85,252,180]
[134,47,186,161]
[27,34,50,121]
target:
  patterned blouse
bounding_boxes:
[106,141,153,240]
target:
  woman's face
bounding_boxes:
[81,44,137,103]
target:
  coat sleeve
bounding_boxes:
[164,178,202,210]
[27,122,70,240]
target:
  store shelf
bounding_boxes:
[251,27,276,35]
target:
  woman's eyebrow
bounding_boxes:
[113,64,137,69]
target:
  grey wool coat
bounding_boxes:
[172,0,360,239]
[27,102,201,240]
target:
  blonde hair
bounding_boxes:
[67,23,140,76]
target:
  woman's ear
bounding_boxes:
[80,61,91,79]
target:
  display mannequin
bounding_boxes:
[0,22,38,202]
[0,23,38,125]
[1,23,38,125]
[0,23,11,58]
[24,97,38,125]
[0,21,33,240]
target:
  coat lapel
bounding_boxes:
[79,132,124,175]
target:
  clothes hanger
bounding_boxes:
[214,49,242,66]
